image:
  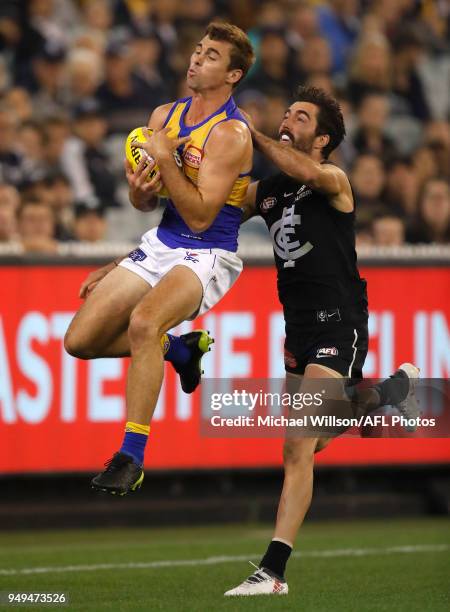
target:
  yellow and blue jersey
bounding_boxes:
[156,96,250,252]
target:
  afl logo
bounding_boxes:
[261,196,277,213]
[183,145,203,168]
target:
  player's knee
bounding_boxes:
[283,438,315,468]
[64,329,97,359]
[314,437,331,454]
[128,309,160,349]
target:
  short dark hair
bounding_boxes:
[16,197,53,220]
[297,85,346,159]
[205,22,255,85]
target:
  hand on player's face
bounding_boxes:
[134,127,190,163]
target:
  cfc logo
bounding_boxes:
[270,204,313,268]
[261,196,277,212]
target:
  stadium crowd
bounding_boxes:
[0,0,448,252]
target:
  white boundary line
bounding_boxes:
[0,544,448,576]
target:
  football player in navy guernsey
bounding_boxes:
[225,86,420,597]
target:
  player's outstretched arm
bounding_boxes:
[137,120,252,233]
[249,127,353,213]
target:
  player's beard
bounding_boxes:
[294,133,315,155]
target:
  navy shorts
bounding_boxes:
[284,304,369,379]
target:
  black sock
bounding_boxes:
[259,540,292,579]
[374,370,409,406]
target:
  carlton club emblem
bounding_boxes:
[270,204,313,267]
[261,196,277,213]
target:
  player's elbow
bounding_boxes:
[186,217,212,233]
[286,167,319,186]
[130,193,158,212]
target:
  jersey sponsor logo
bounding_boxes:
[128,248,147,262]
[184,251,199,263]
[316,347,338,358]
[294,184,312,202]
[283,192,293,197]
[270,204,313,268]
[284,348,297,368]
[261,196,277,212]
[183,145,203,169]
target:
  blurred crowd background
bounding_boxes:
[0,0,448,254]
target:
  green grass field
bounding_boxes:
[0,519,448,611]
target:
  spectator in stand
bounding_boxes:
[28,41,68,119]
[42,116,71,170]
[18,120,46,178]
[69,0,110,55]
[129,30,171,100]
[178,0,216,27]
[286,3,319,52]
[61,98,119,209]
[317,0,360,75]
[355,220,374,249]
[352,91,397,161]
[65,48,104,107]
[384,157,419,218]
[3,87,34,123]
[152,0,179,52]
[0,183,19,242]
[236,91,275,181]
[80,0,113,38]
[0,106,30,186]
[350,153,387,223]
[366,0,412,42]
[425,121,450,179]
[412,146,439,190]
[347,34,392,106]
[293,35,332,87]
[72,202,107,243]
[0,2,21,58]
[16,196,58,253]
[305,73,335,95]
[96,37,166,133]
[406,178,450,244]
[391,27,431,121]
[372,214,405,247]
[114,0,156,34]
[260,91,290,140]
[243,28,291,99]
[46,173,75,241]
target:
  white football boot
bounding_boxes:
[395,363,421,431]
[224,563,288,597]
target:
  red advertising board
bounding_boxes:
[0,265,449,473]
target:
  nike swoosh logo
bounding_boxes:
[284,192,293,197]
